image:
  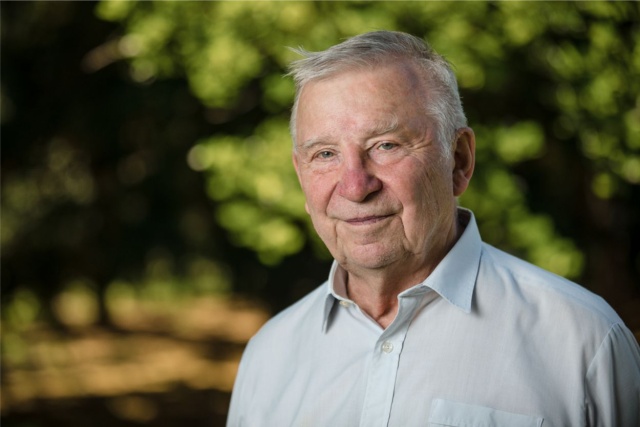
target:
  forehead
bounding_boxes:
[300,60,425,102]
[296,62,429,141]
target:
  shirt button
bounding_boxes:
[339,300,351,307]
[382,341,394,353]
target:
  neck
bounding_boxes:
[345,213,464,329]
[347,264,435,329]
[346,268,423,329]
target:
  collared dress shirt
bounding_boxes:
[226,210,640,427]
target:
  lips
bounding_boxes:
[345,214,393,225]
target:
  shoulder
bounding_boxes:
[244,283,328,353]
[228,284,328,417]
[479,242,622,327]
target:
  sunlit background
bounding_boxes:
[2,2,639,426]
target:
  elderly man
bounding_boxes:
[226,31,640,427]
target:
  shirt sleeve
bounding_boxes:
[584,322,640,427]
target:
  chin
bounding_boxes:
[341,248,400,271]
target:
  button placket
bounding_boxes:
[359,295,423,427]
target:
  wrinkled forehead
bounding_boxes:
[303,60,430,105]
[291,58,437,147]
[295,64,435,145]
[295,56,426,96]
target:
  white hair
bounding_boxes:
[287,31,467,157]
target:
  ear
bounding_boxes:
[452,127,475,197]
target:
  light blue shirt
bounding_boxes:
[227,210,640,427]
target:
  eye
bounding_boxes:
[378,142,396,151]
[316,150,335,159]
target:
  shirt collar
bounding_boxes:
[419,208,480,314]
[322,261,348,331]
[322,208,482,332]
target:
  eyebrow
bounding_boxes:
[296,115,400,152]
[297,137,327,153]
[369,115,399,137]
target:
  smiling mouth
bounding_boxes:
[345,214,393,225]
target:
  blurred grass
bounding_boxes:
[1,283,269,427]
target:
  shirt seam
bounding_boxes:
[582,322,620,423]
[481,244,620,325]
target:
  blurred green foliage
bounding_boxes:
[2,1,639,334]
[95,1,639,278]
[189,118,311,265]
[2,3,639,423]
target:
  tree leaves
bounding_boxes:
[94,1,639,285]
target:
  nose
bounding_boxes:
[336,156,382,202]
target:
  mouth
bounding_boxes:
[344,214,393,226]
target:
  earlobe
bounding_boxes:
[452,127,476,197]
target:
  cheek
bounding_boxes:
[402,167,450,221]
[301,175,332,215]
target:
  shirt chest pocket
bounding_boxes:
[428,399,544,427]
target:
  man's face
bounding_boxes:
[293,61,471,276]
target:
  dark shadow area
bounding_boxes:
[1,296,269,427]
[3,387,230,427]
